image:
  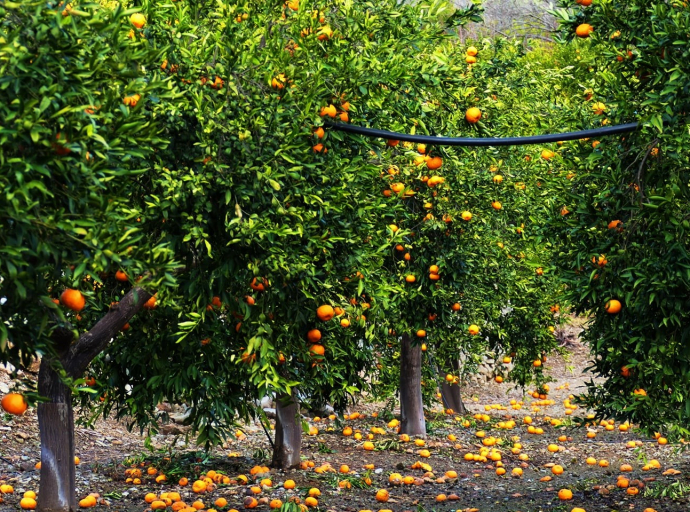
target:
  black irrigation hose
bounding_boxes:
[324,121,641,147]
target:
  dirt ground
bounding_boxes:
[2,332,689,512]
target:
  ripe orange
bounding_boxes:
[452,302,461,311]
[466,46,478,56]
[468,324,480,335]
[576,0,593,5]
[320,105,337,118]
[605,299,621,314]
[340,318,350,328]
[557,489,573,500]
[316,305,335,321]
[461,211,472,221]
[130,13,146,28]
[375,489,389,502]
[1,393,27,415]
[314,127,325,138]
[250,277,268,291]
[143,295,157,310]
[427,176,445,187]
[391,182,405,193]
[541,149,555,160]
[20,497,37,510]
[466,55,477,64]
[426,157,443,170]
[576,23,593,38]
[60,288,85,312]
[491,201,502,210]
[309,344,325,357]
[115,270,129,282]
[307,329,322,343]
[405,274,416,283]
[416,330,426,338]
[465,107,482,124]
[493,175,503,184]
[78,496,97,508]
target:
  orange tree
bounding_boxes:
[0,1,179,510]
[547,0,690,436]
[362,38,580,434]
[0,1,482,506]
[72,0,490,470]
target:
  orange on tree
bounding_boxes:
[465,107,482,123]
[575,23,593,37]
[605,299,621,314]
[60,289,85,312]
[1,393,28,415]
[130,12,146,28]
[316,305,335,321]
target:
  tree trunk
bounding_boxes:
[441,357,466,415]
[271,392,301,469]
[399,334,426,437]
[37,358,76,512]
[37,287,152,512]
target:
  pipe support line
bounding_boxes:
[324,121,641,147]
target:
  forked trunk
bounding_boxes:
[36,287,152,512]
[399,333,426,437]
[271,392,301,469]
[37,358,76,512]
[441,357,466,415]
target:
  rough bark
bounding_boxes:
[271,392,301,469]
[399,334,426,437]
[64,287,152,376]
[37,358,76,512]
[441,357,467,415]
[37,286,151,512]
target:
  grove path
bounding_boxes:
[2,327,688,512]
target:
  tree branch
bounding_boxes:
[635,139,659,203]
[63,287,152,377]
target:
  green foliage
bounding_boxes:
[2,0,576,450]
[547,0,690,434]
[0,1,176,371]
